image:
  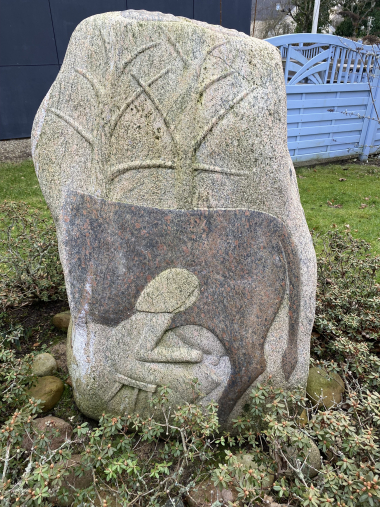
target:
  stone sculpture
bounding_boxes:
[32,10,317,428]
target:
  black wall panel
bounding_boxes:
[0,0,252,140]
[128,0,193,18]
[222,0,252,34]
[50,0,127,63]
[0,0,58,66]
[0,65,60,139]
[194,0,221,26]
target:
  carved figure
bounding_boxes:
[102,268,230,416]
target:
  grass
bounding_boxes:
[297,161,380,255]
[1,158,380,255]
[0,160,50,214]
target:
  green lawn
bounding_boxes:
[297,161,380,255]
[1,158,380,255]
[0,160,48,213]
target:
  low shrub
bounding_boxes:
[224,372,380,507]
[313,230,380,345]
[0,377,222,507]
[0,220,379,506]
[0,329,36,424]
[0,344,379,506]
[0,202,66,313]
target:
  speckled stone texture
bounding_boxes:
[31,10,316,428]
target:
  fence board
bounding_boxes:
[286,111,364,122]
[288,135,361,150]
[287,123,363,136]
[290,148,363,163]
[287,98,369,108]
[267,33,380,163]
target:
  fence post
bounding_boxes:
[359,63,380,161]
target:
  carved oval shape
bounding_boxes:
[135,268,200,313]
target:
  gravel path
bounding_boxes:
[0,138,32,163]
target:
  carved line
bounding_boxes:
[74,68,104,98]
[130,388,139,413]
[212,53,252,85]
[109,160,175,181]
[127,179,147,194]
[194,164,248,176]
[110,67,171,133]
[199,71,236,95]
[164,31,189,66]
[202,42,228,66]
[193,87,255,152]
[98,28,108,59]
[120,42,160,76]
[104,382,123,402]
[109,161,246,181]
[195,41,229,79]
[115,373,157,392]
[131,72,177,147]
[48,108,94,146]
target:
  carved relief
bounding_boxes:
[63,192,300,423]
[105,269,230,415]
[45,23,256,209]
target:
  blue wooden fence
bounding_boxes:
[266,33,380,164]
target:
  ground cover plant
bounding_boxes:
[0,202,66,312]
[313,229,380,348]
[0,158,380,506]
[1,329,380,506]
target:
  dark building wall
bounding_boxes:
[0,0,252,140]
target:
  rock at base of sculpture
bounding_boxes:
[27,376,64,412]
[22,416,73,452]
[32,10,316,429]
[32,352,57,376]
[52,311,71,331]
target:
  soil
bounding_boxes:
[4,298,70,357]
